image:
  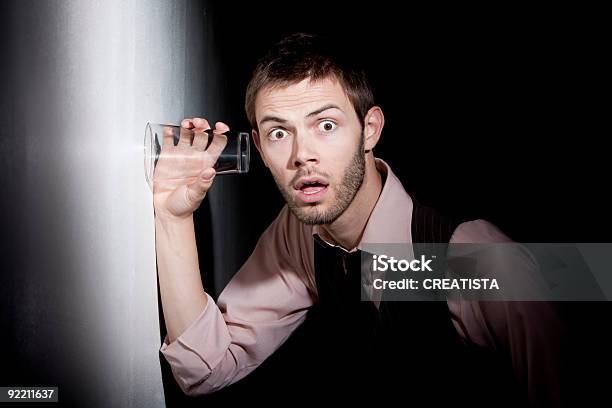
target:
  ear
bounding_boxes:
[363,106,385,153]
[252,129,270,168]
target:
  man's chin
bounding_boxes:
[288,200,350,226]
[289,203,331,225]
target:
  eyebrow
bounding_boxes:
[305,104,344,118]
[259,115,287,127]
[258,104,344,127]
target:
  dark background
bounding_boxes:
[210,2,609,245]
[160,1,611,406]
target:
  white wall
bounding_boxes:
[0,1,216,406]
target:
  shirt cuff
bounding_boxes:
[159,292,232,395]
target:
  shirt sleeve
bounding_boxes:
[160,206,315,396]
[447,219,563,406]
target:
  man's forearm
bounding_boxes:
[155,215,208,343]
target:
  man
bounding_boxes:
[154,33,561,405]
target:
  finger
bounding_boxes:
[192,117,211,130]
[192,128,210,151]
[208,122,230,150]
[214,121,230,132]
[178,121,195,146]
[206,133,228,162]
[162,126,175,148]
[190,118,212,149]
[184,168,216,207]
[178,127,193,146]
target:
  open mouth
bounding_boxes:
[293,177,330,202]
[294,178,329,194]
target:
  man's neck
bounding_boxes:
[320,156,383,251]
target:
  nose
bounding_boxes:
[291,131,319,168]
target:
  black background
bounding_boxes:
[208,1,609,244]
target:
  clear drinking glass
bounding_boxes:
[144,123,250,189]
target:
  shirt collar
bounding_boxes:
[312,158,414,251]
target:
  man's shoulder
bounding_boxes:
[273,205,313,234]
[256,205,316,289]
[451,219,513,244]
[260,205,314,248]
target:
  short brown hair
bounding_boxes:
[245,33,375,132]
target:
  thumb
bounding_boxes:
[185,168,216,206]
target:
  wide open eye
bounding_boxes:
[268,129,289,141]
[318,120,337,132]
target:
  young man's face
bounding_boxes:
[253,77,366,225]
